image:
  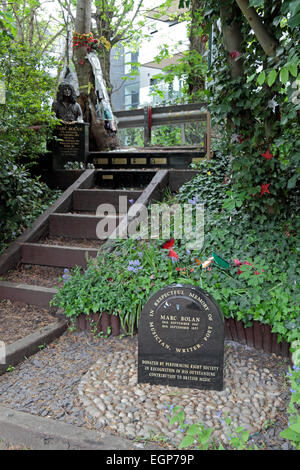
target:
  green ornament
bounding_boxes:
[212,252,230,269]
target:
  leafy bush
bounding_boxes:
[0,158,60,254]
[52,153,298,346]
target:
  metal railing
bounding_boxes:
[113,102,211,159]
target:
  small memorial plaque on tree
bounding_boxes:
[138,284,224,391]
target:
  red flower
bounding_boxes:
[260,183,270,196]
[261,149,273,160]
[162,238,175,249]
[168,249,178,260]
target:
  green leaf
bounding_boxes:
[289,64,298,78]
[289,13,300,29]
[179,434,195,449]
[267,69,277,87]
[186,424,200,436]
[287,174,298,189]
[249,0,263,6]
[257,70,266,85]
[280,67,289,84]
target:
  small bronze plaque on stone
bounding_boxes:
[138,284,224,390]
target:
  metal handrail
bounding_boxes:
[113,103,211,159]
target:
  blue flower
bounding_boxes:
[188,195,199,205]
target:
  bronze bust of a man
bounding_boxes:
[52,82,83,123]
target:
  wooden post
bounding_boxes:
[144,106,151,147]
[206,111,211,160]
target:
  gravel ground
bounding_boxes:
[39,237,106,249]
[0,300,57,345]
[0,330,293,450]
[1,265,65,288]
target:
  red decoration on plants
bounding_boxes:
[161,238,175,249]
[261,149,274,160]
[260,183,270,196]
[168,249,178,260]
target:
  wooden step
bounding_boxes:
[21,243,100,268]
[72,189,143,213]
[0,281,57,307]
[49,213,122,239]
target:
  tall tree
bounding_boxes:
[93,0,145,97]
[73,0,119,150]
[1,0,65,52]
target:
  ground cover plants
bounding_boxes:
[52,153,299,348]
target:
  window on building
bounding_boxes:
[124,51,139,75]
[124,83,140,110]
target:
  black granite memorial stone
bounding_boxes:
[138,284,224,391]
[51,123,89,170]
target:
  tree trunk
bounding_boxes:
[187,0,207,99]
[220,3,244,79]
[73,0,119,151]
[73,0,93,123]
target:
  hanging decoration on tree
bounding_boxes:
[72,32,111,54]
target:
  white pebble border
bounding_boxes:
[78,341,286,447]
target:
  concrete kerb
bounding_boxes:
[0,405,165,450]
[0,318,68,375]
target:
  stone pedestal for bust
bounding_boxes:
[51,123,89,170]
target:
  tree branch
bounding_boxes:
[235,0,279,56]
[40,26,65,53]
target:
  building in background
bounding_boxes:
[110,0,189,112]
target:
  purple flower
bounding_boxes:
[188,195,199,205]
[129,199,134,204]
[128,260,143,273]
[62,269,71,283]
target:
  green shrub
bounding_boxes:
[0,158,60,253]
